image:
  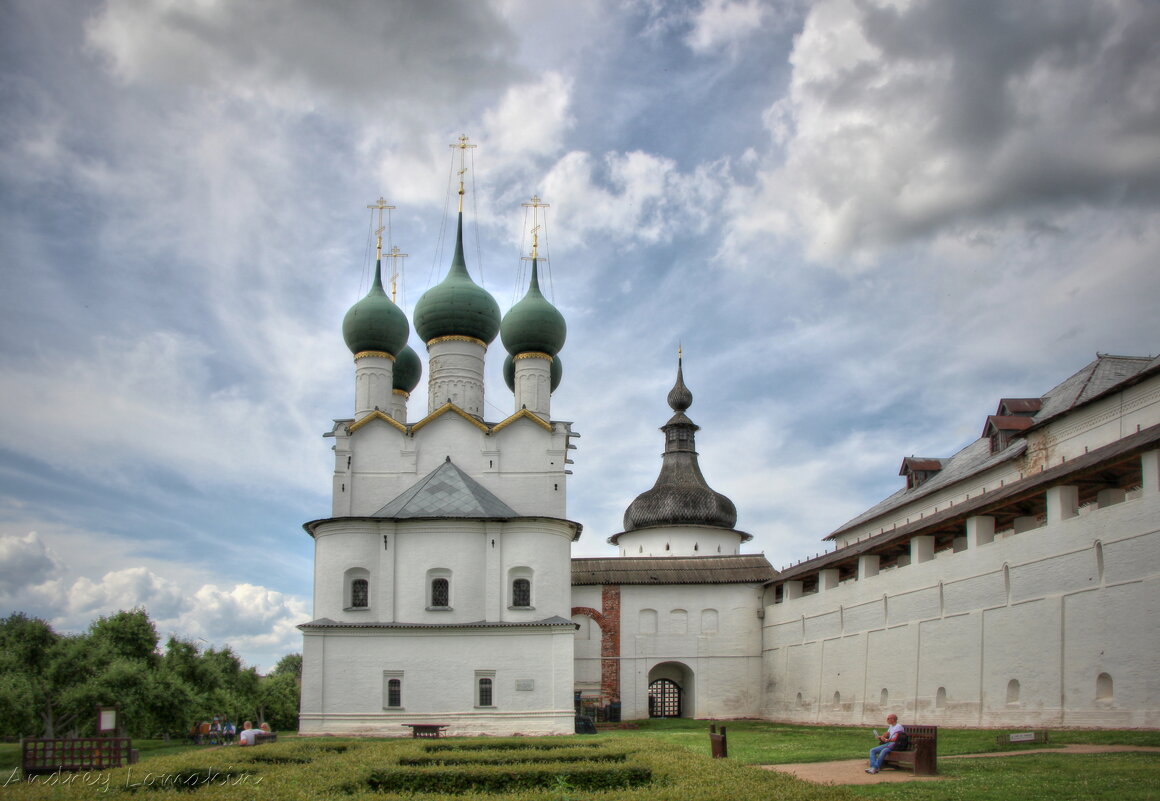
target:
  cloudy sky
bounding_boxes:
[2,0,1158,671]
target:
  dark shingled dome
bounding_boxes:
[622,358,738,531]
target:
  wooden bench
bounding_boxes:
[402,724,449,738]
[254,732,277,745]
[21,737,138,778]
[708,724,728,758]
[883,725,937,775]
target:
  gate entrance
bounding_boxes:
[648,678,682,718]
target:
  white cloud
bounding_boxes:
[731,0,1160,263]
[65,567,186,620]
[686,0,768,54]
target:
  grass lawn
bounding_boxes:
[2,724,1156,800]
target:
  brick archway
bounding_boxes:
[572,585,621,704]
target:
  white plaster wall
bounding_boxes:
[616,583,764,719]
[299,626,574,737]
[332,414,570,519]
[614,525,744,557]
[763,490,1160,727]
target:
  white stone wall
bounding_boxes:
[300,625,575,736]
[614,525,745,557]
[613,583,765,720]
[312,518,575,623]
[763,487,1160,727]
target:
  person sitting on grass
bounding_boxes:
[237,720,264,746]
[867,714,905,774]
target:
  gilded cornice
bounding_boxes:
[411,402,492,434]
[427,334,488,348]
[513,351,553,362]
[353,350,396,362]
[492,408,552,433]
[349,409,407,434]
[392,389,410,398]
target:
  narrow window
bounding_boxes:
[431,577,449,608]
[351,579,369,608]
[478,677,493,707]
[512,578,531,608]
[936,686,947,709]
[880,688,889,708]
[387,678,402,708]
[1007,679,1020,705]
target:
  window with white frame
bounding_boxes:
[382,671,403,709]
[344,567,370,610]
[508,566,534,609]
[427,568,452,609]
[476,670,496,708]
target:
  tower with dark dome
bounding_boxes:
[610,353,752,556]
[342,199,413,421]
[500,196,566,418]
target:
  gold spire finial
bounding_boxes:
[450,134,477,213]
[678,343,683,361]
[387,245,408,304]
[366,196,396,261]
[520,195,550,262]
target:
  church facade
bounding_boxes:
[299,173,1159,733]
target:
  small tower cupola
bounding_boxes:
[500,196,566,417]
[345,197,411,419]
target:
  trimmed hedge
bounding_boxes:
[367,763,652,793]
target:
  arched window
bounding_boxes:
[387,678,402,707]
[936,686,947,709]
[431,578,449,607]
[344,567,370,610]
[512,578,531,608]
[880,688,889,708]
[508,567,534,609]
[832,691,841,709]
[351,579,369,608]
[1007,679,1021,705]
[477,676,494,707]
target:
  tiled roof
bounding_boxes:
[571,554,776,585]
[374,459,517,519]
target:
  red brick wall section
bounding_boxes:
[572,584,622,705]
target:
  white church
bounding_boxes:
[298,155,1159,735]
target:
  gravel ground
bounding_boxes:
[758,745,1160,786]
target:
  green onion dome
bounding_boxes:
[503,353,562,393]
[392,344,422,394]
[342,260,410,356]
[413,213,501,344]
[500,259,566,357]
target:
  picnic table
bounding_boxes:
[402,724,449,738]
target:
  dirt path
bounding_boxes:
[759,745,1160,786]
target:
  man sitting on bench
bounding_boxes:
[867,714,905,774]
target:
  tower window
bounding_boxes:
[351,579,369,608]
[512,578,531,608]
[431,577,450,608]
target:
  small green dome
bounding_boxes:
[392,344,422,393]
[500,260,566,357]
[414,213,501,344]
[503,353,562,393]
[342,260,409,355]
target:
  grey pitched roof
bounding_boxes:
[826,354,1158,541]
[571,554,776,585]
[373,459,517,519]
